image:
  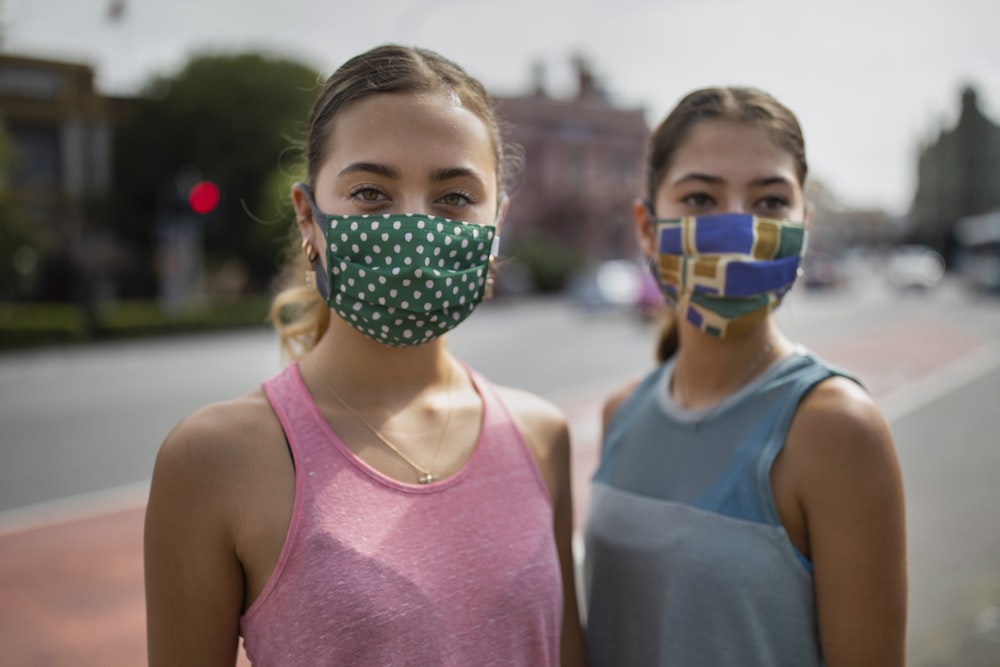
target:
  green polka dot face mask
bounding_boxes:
[300,189,498,348]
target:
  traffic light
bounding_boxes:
[188,180,220,215]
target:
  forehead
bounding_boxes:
[321,91,497,180]
[666,119,799,184]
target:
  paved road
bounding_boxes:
[2,278,1000,665]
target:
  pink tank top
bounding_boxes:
[241,362,562,666]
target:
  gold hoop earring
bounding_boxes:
[302,238,319,287]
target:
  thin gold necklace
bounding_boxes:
[674,342,773,431]
[311,360,454,484]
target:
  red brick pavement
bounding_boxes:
[0,318,989,665]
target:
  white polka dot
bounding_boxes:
[403,330,413,338]
[330,220,338,229]
[393,220,402,229]
[382,233,390,242]
[405,232,412,242]
[358,269,366,278]
[404,257,412,265]
[425,303,432,310]
[341,233,349,242]
[417,220,425,229]
[378,297,386,305]
[372,312,381,320]
[352,244,360,253]
[364,255,372,263]
[425,279,434,288]
[350,221,358,231]
[414,269,423,278]
[402,279,411,287]
[416,245,424,254]
[444,236,452,246]
[372,221,379,230]
[360,232,367,241]
[378,276,387,284]
[413,290,421,298]
[394,244,401,254]
[390,290,398,298]
[373,245,381,254]
[401,301,409,309]
[353,302,362,311]
[347,278,355,286]
[435,291,442,298]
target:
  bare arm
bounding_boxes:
[144,409,246,667]
[787,377,907,666]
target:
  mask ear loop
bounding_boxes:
[293,182,331,300]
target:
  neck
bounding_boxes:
[671,318,788,409]
[305,315,454,405]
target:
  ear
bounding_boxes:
[291,182,322,251]
[634,198,657,258]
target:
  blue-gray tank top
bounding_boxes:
[584,348,854,666]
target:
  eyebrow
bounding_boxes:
[670,172,795,188]
[338,162,485,186]
[339,162,400,179]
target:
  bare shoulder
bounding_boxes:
[493,384,569,452]
[151,389,283,503]
[785,374,900,499]
[602,376,643,432]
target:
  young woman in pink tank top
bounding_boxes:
[144,44,586,666]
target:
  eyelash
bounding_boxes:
[678,192,791,212]
[348,186,477,208]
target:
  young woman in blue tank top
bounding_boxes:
[584,88,907,666]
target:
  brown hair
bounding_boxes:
[647,87,808,362]
[270,44,515,361]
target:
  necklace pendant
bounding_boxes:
[418,473,439,484]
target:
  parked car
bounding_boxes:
[884,245,945,290]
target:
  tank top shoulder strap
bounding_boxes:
[261,362,332,466]
[464,365,553,507]
[752,353,859,525]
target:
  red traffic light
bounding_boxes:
[188,181,220,214]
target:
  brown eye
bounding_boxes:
[438,191,475,207]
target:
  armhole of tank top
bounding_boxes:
[243,370,307,623]
[755,362,839,573]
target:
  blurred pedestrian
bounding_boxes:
[144,44,586,666]
[584,87,906,666]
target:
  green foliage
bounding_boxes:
[509,233,585,292]
[0,296,273,350]
[111,51,321,292]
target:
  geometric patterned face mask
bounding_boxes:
[301,188,498,348]
[650,213,806,338]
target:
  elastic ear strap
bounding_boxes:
[313,254,329,300]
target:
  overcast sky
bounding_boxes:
[5,0,998,216]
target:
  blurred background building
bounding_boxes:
[0,53,117,314]
[910,86,1000,266]
[494,56,648,292]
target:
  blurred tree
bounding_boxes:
[111,52,320,295]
